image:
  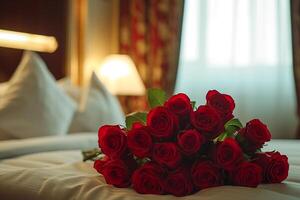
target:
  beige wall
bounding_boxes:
[66,0,119,85]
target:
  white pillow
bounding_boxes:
[0,51,76,140]
[60,72,125,133]
[58,78,81,102]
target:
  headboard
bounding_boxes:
[0,0,68,82]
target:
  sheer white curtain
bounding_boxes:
[175,0,297,138]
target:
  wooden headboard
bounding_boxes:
[0,0,68,82]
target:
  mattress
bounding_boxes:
[0,138,299,200]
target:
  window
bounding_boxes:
[176,0,297,138]
[181,0,291,68]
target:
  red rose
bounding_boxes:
[147,106,179,139]
[191,160,223,189]
[164,167,194,196]
[127,125,153,158]
[191,105,224,139]
[132,162,165,194]
[153,142,181,169]
[132,122,144,129]
[230,162,262,187]
[206,90,235,122]
[254,152,289,183]
[94,155,136,175]
[98,125,127,158]
[266,152,289,183]
[164,93,192,128]
[102,159,131,188]
[238,119,271,151]
[215,138,243,170]
[177,129,205,155]
[94,156,110,174]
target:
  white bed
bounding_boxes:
[0,52,299,199]
[0,138,299,200]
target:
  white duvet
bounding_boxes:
[0,137,299,200]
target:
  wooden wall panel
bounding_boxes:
[66,0,119,86]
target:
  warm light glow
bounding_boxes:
[97,54,146,95]
[0,29,58,53]
[99,59,130,80]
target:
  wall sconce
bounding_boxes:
[97,54,145,96]
[0,29,58,53]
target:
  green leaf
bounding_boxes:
[216,132,228,141]
[136,157,151,166]
[215,131,235,142]
[191,101,196,110]
[243,153,252,161]
[82,148,102,162]
[225,118,243,128]
[225,125,240,135]
[224,118,243,134]
[147,88,167,108]
[256,148,262,153]
[125,112,147,129]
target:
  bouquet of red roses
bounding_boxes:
[89,89,289,197]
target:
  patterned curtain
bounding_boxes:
[119,0,184,113]
[291,0,300,138]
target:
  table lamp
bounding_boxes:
[97,54,145,96]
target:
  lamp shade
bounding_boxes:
[0,29,58,53]
[97,54,145,95]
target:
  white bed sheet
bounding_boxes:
[0,133,98,159]
[0,139,299,200]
